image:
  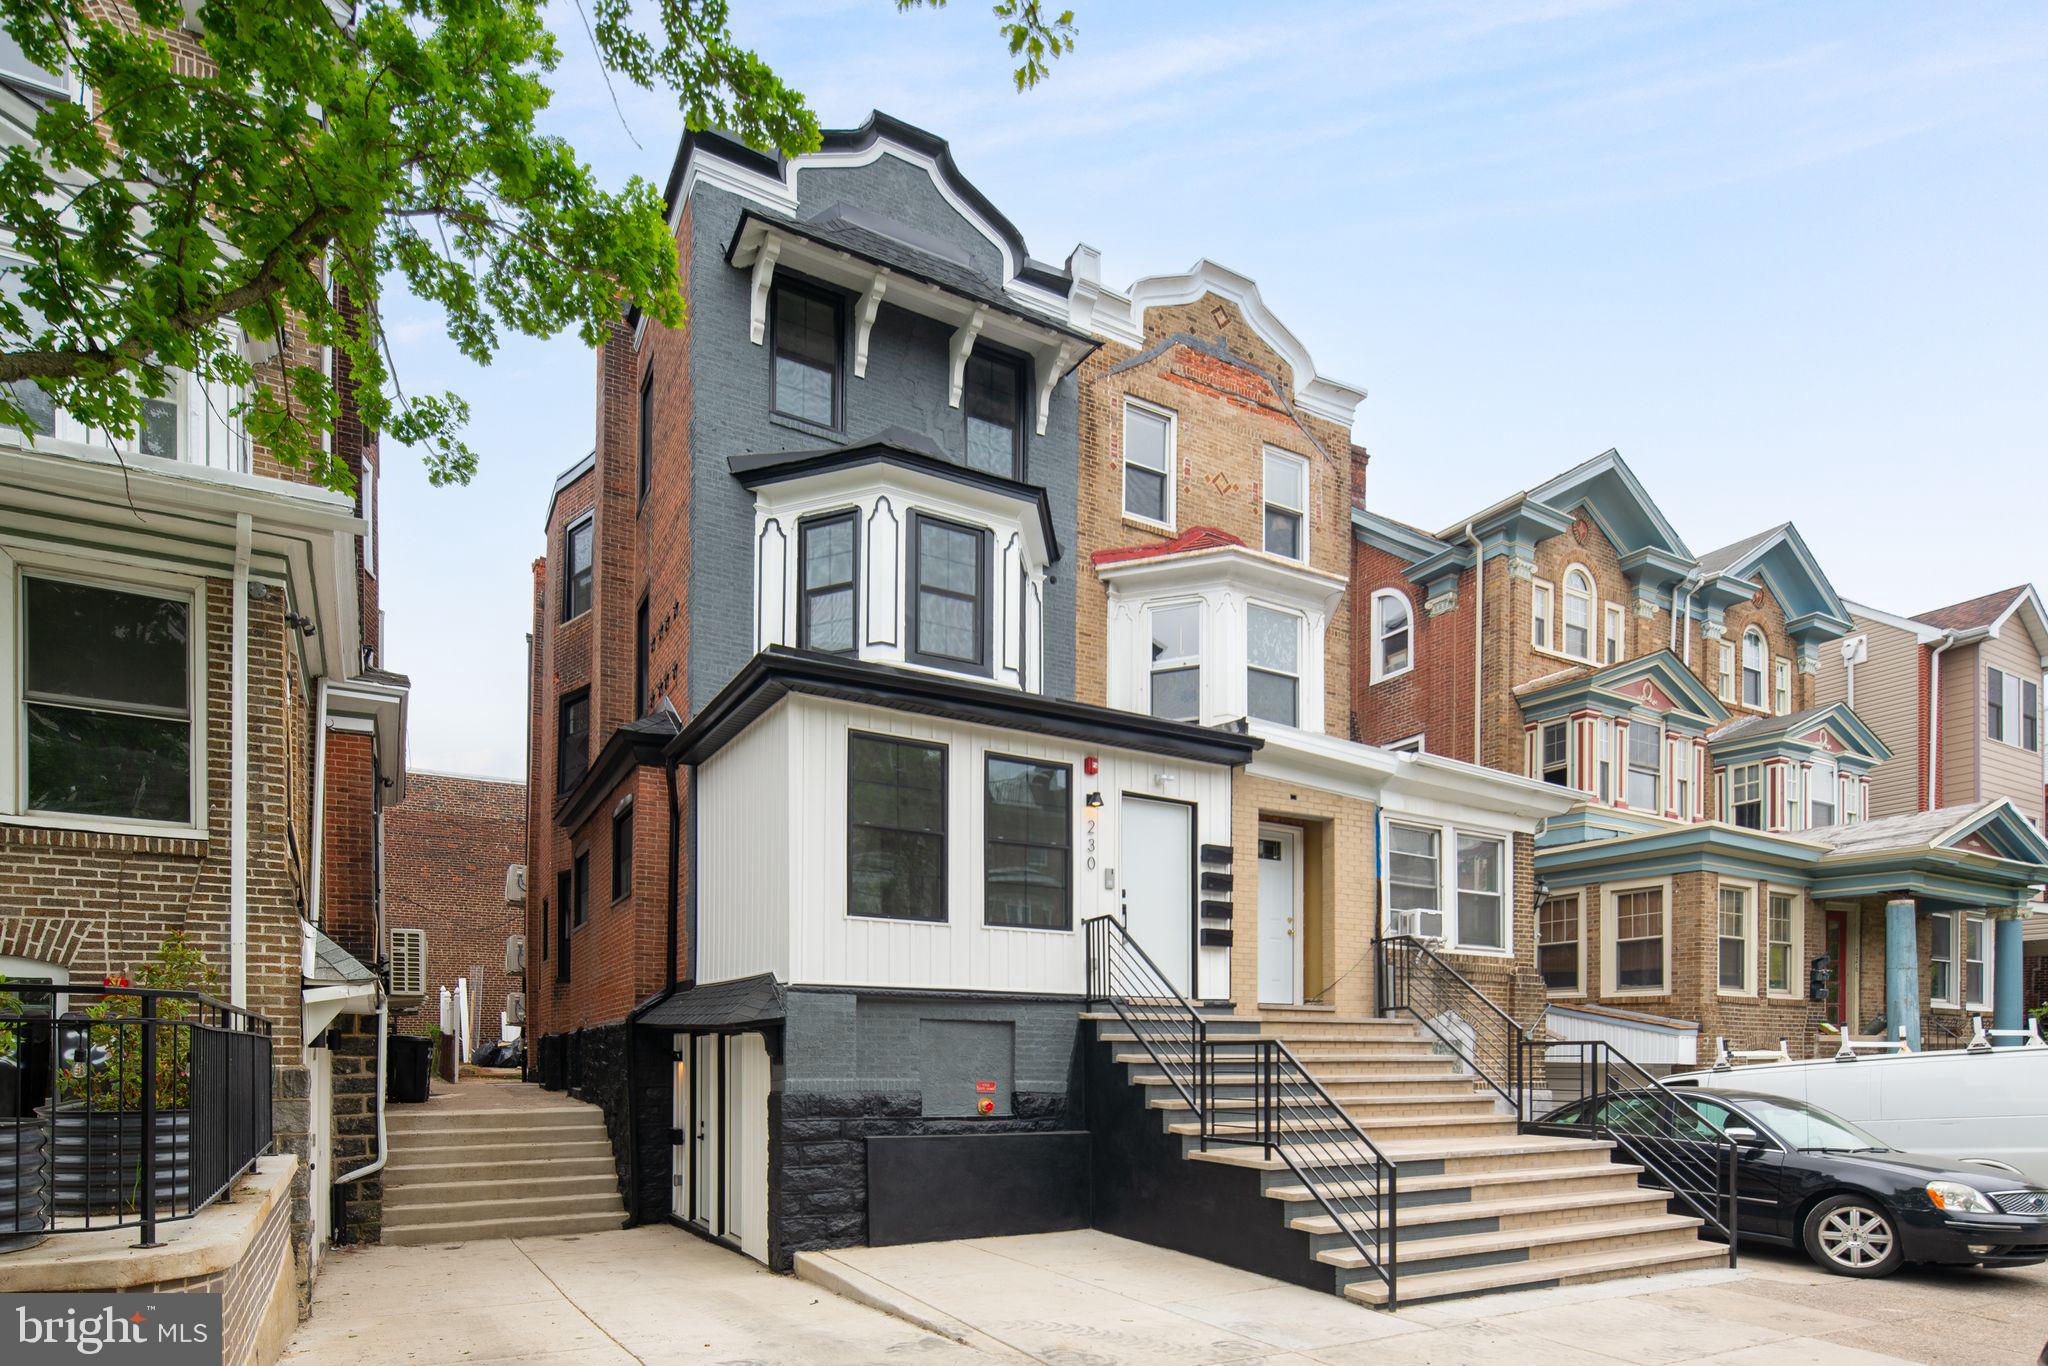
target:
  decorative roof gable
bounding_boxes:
[1516,649,1730,728]
[1695,521,1851,639]
[1709,701,1892,767]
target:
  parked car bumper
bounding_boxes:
[1901,1210,2048,1267]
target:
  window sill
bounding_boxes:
[1118,513,1176,538]
[1530,643,1598,669]
[1545,988,1587,1001]
[1369,665,1414,687]
[560,609,592,629]
[768,412,845,444]
[1717,987,1757,1000]
[981,921,1076,935]
[1604,988,1673,1000]
[0,812,209,844]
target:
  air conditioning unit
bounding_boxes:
[388,928,428,1009]
[504,863,527,905]
[504,934,526,977]
[1387,910,1444,942]
[504,991,526,1026]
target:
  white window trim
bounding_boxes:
[0,545,210,840]
[1538,892,1586,999]
[1764,884,1804,1000]
[1120,397,1176,531]
[1807,759,1839,830]
[1727,761,1764,830]
[1380,815,1515,958]
[1261,447,1309,562]
[1929,909,1959,1008]
[1531,578,1554,653]
[362,457,378,580]
[1559,564,1596,663]
[1603,602,1625,665]
[1145,598,1202,722]
[1369,588,1414,684]
[1772,656,1791,716]
[1714,879,1757,998]
[1245,599,1305,729]
[1716,640,1737,703]
[1739,627,1768,712]
[1384,733,1425,754]
[1601,877,1673,997]
[1962,911,1992,1012]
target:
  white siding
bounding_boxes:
[696,693,1234,996]
[695,705,793,983]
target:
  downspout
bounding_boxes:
[666,758,681,989]
[308,679,329,926]
[686,764,700,986]
[1464,522,1483,763]
[230,512,252,1008]
[334,999,389,1190]
[1928,633,1955,809]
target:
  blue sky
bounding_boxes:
[381,0,2048,779]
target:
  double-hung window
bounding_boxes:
[571,851,590,928]
[561,514,593,621]
[847,734,946,922]
[1773,657,1792,715]
[557,690,590,791]
[1539,895,1581,993]
[1610,886,1667,992]
[1717,885,1751,993]
[963,351,1024,477]
[1625,723,1661,810]
[1767,891,1797,994]
[1539,721,1571,787]
[1386,821,1509,953]
[1148,603,1200,721]
[907,514,988,673]
[1531,581,1554,652]
[1717,641,1736,702]
[1930,911,1956,1005]
[1262,450,1306,561]
[1455,834,1506,951]
[20,573,196,826]
[1963,913,1988,1007]
[610,803,633,900]
[1371,590,1412,682]
[1121,400,1173,525]
[771,279,842,427]
[798,511,859,654]
[1988,668,2006,743]
[1809,760,1837,828]
[637,369,653,502]
[1604,603,1625,665]
[1672,739,1695,818]
[983,756,1071,930]
[634,597,650,716]
[2025,678,2042,752]
[1386,824,1444,940]
[1562,569,1593,659]
[1741,629,1765,709]
[1729,763,1763,830]
[1987,668,2042,751]
[1246,604,1300,726]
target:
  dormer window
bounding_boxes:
[1262,449,1307,561]
[1540,722,1570,786]
[1562,568,1593,660]
[1741,628,1765,709]
[1371,590,1412,683]
[1729,762,1763,829]
[963,350,1024,478]
[1122,400,1174,526]
[771,279,842,428]
[798,512,859,654]
[1809,759,1837,828]
[908,513,988,674]
[1625,723,1661,810]
[1148,603,1200,721]
[1247,604,1301,725]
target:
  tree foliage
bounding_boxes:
[0,0,1076,492]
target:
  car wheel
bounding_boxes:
[1803,1195,1904,1277]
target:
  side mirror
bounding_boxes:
[1724,1126,1765,1147]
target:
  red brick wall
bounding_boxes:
[1351,541,1477,761]
[384,772,528,1041]
[320,730,378,963]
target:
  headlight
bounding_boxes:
[1926,1181,1996,1216]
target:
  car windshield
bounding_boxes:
[1736,1095,1889,1151]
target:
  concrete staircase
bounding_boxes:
[382,1089,626,1245]
[1089,1009,1727,1307]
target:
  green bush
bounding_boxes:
[55,934,221,1113]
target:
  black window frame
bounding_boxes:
[557,688,590,792]
[962,346,1028,479]
[610,802,634,901]
[561,513,594,622]
[982,752,1073,931]
[554,871,572,980]
[906,512,991,675]
[797,509,861,655]
[634,595,650,717]
[572,849,590,928]
[2024,678,2041,753]
[637,368,653,504]
[846,731,948,923]
[769,276,845,430]
[1987,666,2006,743]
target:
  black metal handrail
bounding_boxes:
[1084,914,1208,1108]
[1375,934,1524,1106]
[1197,1036,1399,1308]
[1,983,274,1248]
[1520,1039,1740,1261]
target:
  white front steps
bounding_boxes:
[381,1091,626,1245]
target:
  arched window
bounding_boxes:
[1562,567,1593,660]
[1742,628,1766,708]
[1371,589,1412,682]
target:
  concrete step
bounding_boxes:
[379,1209,626,1246]
[387,1107,603,1133]
[1263,1161,1648,1206]
[1170,1113,1519,1142]
[386,1137,614,1164]
[384,1125,609,1151]
[384,1190,625,1228]
[1317,1212,1704,1272]
[1343,1239,1729,1306]
[1288,1187,1677,1237]
[1148,1093,1500,1120]
[383,1172,622,1209]
[1189,1133,1615,1177]
[383,1155,618,1187]
[1131,1071,1475,1093]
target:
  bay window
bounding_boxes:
[1539,895,1581,993]
[1121,400,1174,525]
[1246,604,1300,726]
[848,733,946,922]
[1371,589,1412,682]
[983,755,1071,930]
[1729,763,1763,830]
[908,513,988,673]
[1147,602,1200,721]
[1384,819,1512,954]
[1672,738,1695,818]
[20,573,196,826]
[798,511,859,654]
[1625,723,1661,810]
[1809,760,1837,828]
[1540,721,1570,787]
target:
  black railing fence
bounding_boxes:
[1374,933,1738,1257]
[1,984,273,1248]
[1086,914,1398,1308]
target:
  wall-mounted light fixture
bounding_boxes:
[1084,791,1104,810]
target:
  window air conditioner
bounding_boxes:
[388,928,428,1009]
[504,934,526,977]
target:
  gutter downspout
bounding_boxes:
[230,513,252,1008]
[334,999,389,1191]
[1928,633,1955,809]
[666,759,682,989]
[1464,522,1483,764]
[308,680,329,926]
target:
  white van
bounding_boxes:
[1667,1035,2048,1182]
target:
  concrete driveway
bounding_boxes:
[798,1231,2048,1366]
[284,1226,982,1365]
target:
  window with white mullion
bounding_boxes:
[1454,833,1506,951]
[1741,629,1766,709]
[1537,721,1571,788]
[1717,884,1751,993]
[1808,759,1838,828]
[1531,580,1554,652]
[1562,568,1593,660]
[1766,890,1797,994]
[1371,589,1412,682]
[1538,895,1581,993]
[1262,449,1307,561]
[1246,603,1301,726]
[1386,822,1444,941]
[1624,720,1661,810]
[1929,911,1957,1006]
[1963,913,1989,1008]
[1121,401,1174,525]
[1147,602,1200,721]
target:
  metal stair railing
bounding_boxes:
[1084,914,1208,1108]
[1198,1036,1399,1309]
[1374,934,1524,1106]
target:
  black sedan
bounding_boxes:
[1535,1086,2048,1278]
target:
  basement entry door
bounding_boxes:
[1121,795,1194,997]
[673,1031,770,1263]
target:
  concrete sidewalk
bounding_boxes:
[284,1227,983,1364]
[799,1230,2048,1365]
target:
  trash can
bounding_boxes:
[387,1033,432,1104]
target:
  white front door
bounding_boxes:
[691,1034,719,1229]
[1258,825,1302,1004]
[1121,796,1193,997]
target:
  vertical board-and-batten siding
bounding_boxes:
[693,694,1232,995]
[1816,612,1925,819]
[1975,628,2048,818]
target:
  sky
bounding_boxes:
[380,0,2048,780]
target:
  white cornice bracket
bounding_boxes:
[854,273,889,378]
[1035,342,1077,436]
[747,239,782,345]
[947,307,987,408]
